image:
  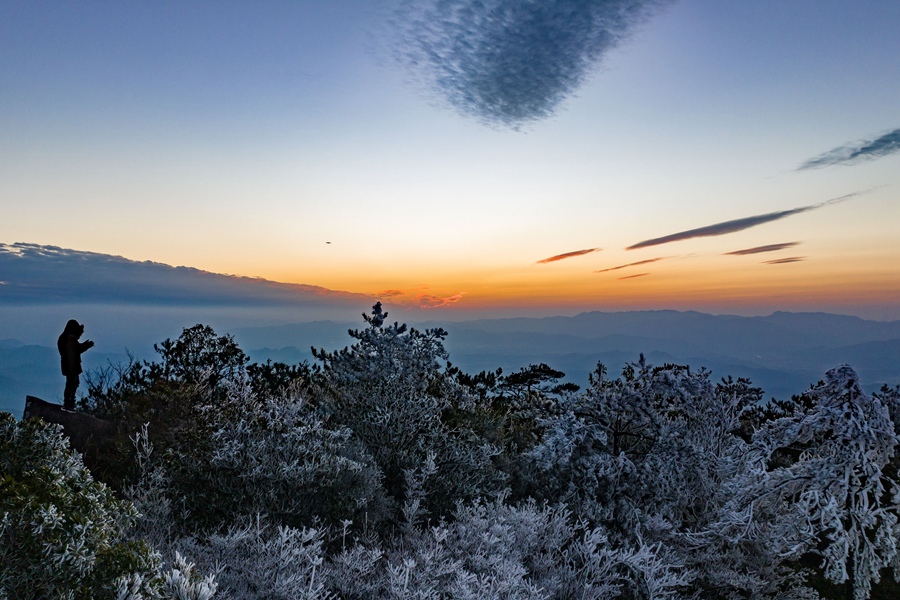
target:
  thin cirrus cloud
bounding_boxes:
[375,286,464,308]
[798,128,900,170]
[393,0,668,127]
[418,293,465,309]
[619,273,649,280]
[763,257,806,265]
[626,191,863,251]
[595,257,665,273]
[725,242,801,256]
[536,248,602,264]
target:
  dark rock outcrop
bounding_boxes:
[23,395,117,469]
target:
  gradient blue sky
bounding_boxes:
[2,0,899,319]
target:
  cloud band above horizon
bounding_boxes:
[626,192,862,251]
[0,243,372,308]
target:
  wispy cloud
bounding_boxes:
[418,292,465,308]
[537,248,601,264]
[799,128,900,170]
[725,242,801,256]
[595,257,664,273]
[619,273,649,280]
[626,192,863,251]
[763,256,806,265]
[393,0,668,127]
[377,289,405,298]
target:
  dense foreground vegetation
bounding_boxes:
[3,304,900,599]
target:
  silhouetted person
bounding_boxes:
[57,319,94,412]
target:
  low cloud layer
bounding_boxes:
[393,0,666,127]
[763,256,806,265]
[627,192,862,251]
[799,128,900,170]
[0,242,372,308]
[596,257,664,273]
[537,248,601,264]
[725,242,800,256]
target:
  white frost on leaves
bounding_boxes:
[721,365,900,600]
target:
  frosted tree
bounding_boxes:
[528,358,755,525]
[523,358,667,522]
[0,413,218,600]
[174,518,331,600]
[198,380,387,528]
[313,303,505,519]
[722,365,900,600]
[0,413,158,599]
[528,358,786,597]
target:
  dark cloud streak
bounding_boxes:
[537,247,601,264]
[725,242,801,256]
[618,273,649,280]
[799,129,900,170]
[627,192,862,251]
[763,257,806,265]
[394,0,668,127]
[596,257,664,272]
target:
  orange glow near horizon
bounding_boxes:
[248,243,900,319]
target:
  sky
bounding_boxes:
[2,0,899,320]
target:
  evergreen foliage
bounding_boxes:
[3,305,900,598]
[0,414,215,600]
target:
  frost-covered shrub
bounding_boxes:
[323,497,686,599]
[79,325,254,495]
[172,517,329,600]
[0,413,159,600]
[344,491,687,598]
[723,365,900,599]
[634,370,758,529]
[528,360,757,524]
[83,324,249,424]
[314,303,505,518]
[393,498,687,599]
[524,405,628,519]
[526,359,785,597]
[325,543,385,599]
[56,312,900,599]
[113,552,218,600]
[524,358,682,520]
[189,380,388,529]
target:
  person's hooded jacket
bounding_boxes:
[57,320,93,377]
